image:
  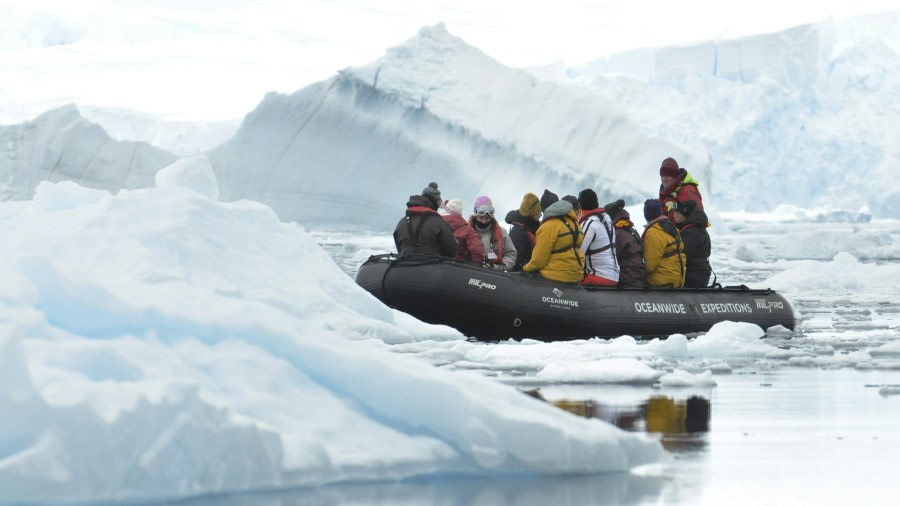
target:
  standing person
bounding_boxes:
[642,199,686,288]
[673,200,712,288]
[392,183,457,258]
[577,189,619,286]
[603,199,646,288]
[522,199,585,283]
[439,199,485,264]
[505,192,542,271]
[469,196,517,270]
[658,157,704,221]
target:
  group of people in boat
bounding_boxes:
[392,157,712,288]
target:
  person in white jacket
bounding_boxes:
[576,189,619,286]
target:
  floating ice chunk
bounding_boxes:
[658,369,717,387]
[652,333,688,357]
[789,350,874,368]
[765,325,793,337]
[870,341,900,357]
[869,360,900,370]
[687,321,769,356]
[706,362,733,374]
[536,358,664,384]
[787,356,820,367]
[765,347,814,360]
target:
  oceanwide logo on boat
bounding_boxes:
[542,288,579,309]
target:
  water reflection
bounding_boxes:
[537,391,711,452]
[168,473,663,506]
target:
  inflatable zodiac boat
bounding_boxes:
[355,254,799,341]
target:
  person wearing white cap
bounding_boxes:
[439,199,485,264]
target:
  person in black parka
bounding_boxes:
[505,192,542,271]
[673,199,712,288]
[393,183,457,258]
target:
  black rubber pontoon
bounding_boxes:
[355,254,799,341]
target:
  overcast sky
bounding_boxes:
[3,0,899,120]
[11,0,900,63]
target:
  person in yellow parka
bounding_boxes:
[641,199,686,288]
[522,197,585,283]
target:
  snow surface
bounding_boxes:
[0,159,666,503]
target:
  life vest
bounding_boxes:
[652,218,686,285]
[469,218,506,265]
[511,220,537,246]
[550,215,584,270]
[403,207,442,256]
[578,209,616,271]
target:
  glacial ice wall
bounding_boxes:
[207,25,704,229]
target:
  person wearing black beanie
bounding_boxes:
[540,189,559,213]
[643,198,664,223]
[421,182,442,210]
[393,184,457,259]
[578,189,599,211]
[577,188,618,286]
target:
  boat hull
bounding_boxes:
[355,255,798,341]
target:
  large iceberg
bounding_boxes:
[0,157,662,503]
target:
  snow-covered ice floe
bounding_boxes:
[0,159,663,504]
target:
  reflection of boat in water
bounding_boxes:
[543,393,711,452]
[355,254,799,341]
[645,396,710,435]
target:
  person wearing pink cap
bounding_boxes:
[468,195,517,270]
[658,157,704,221]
